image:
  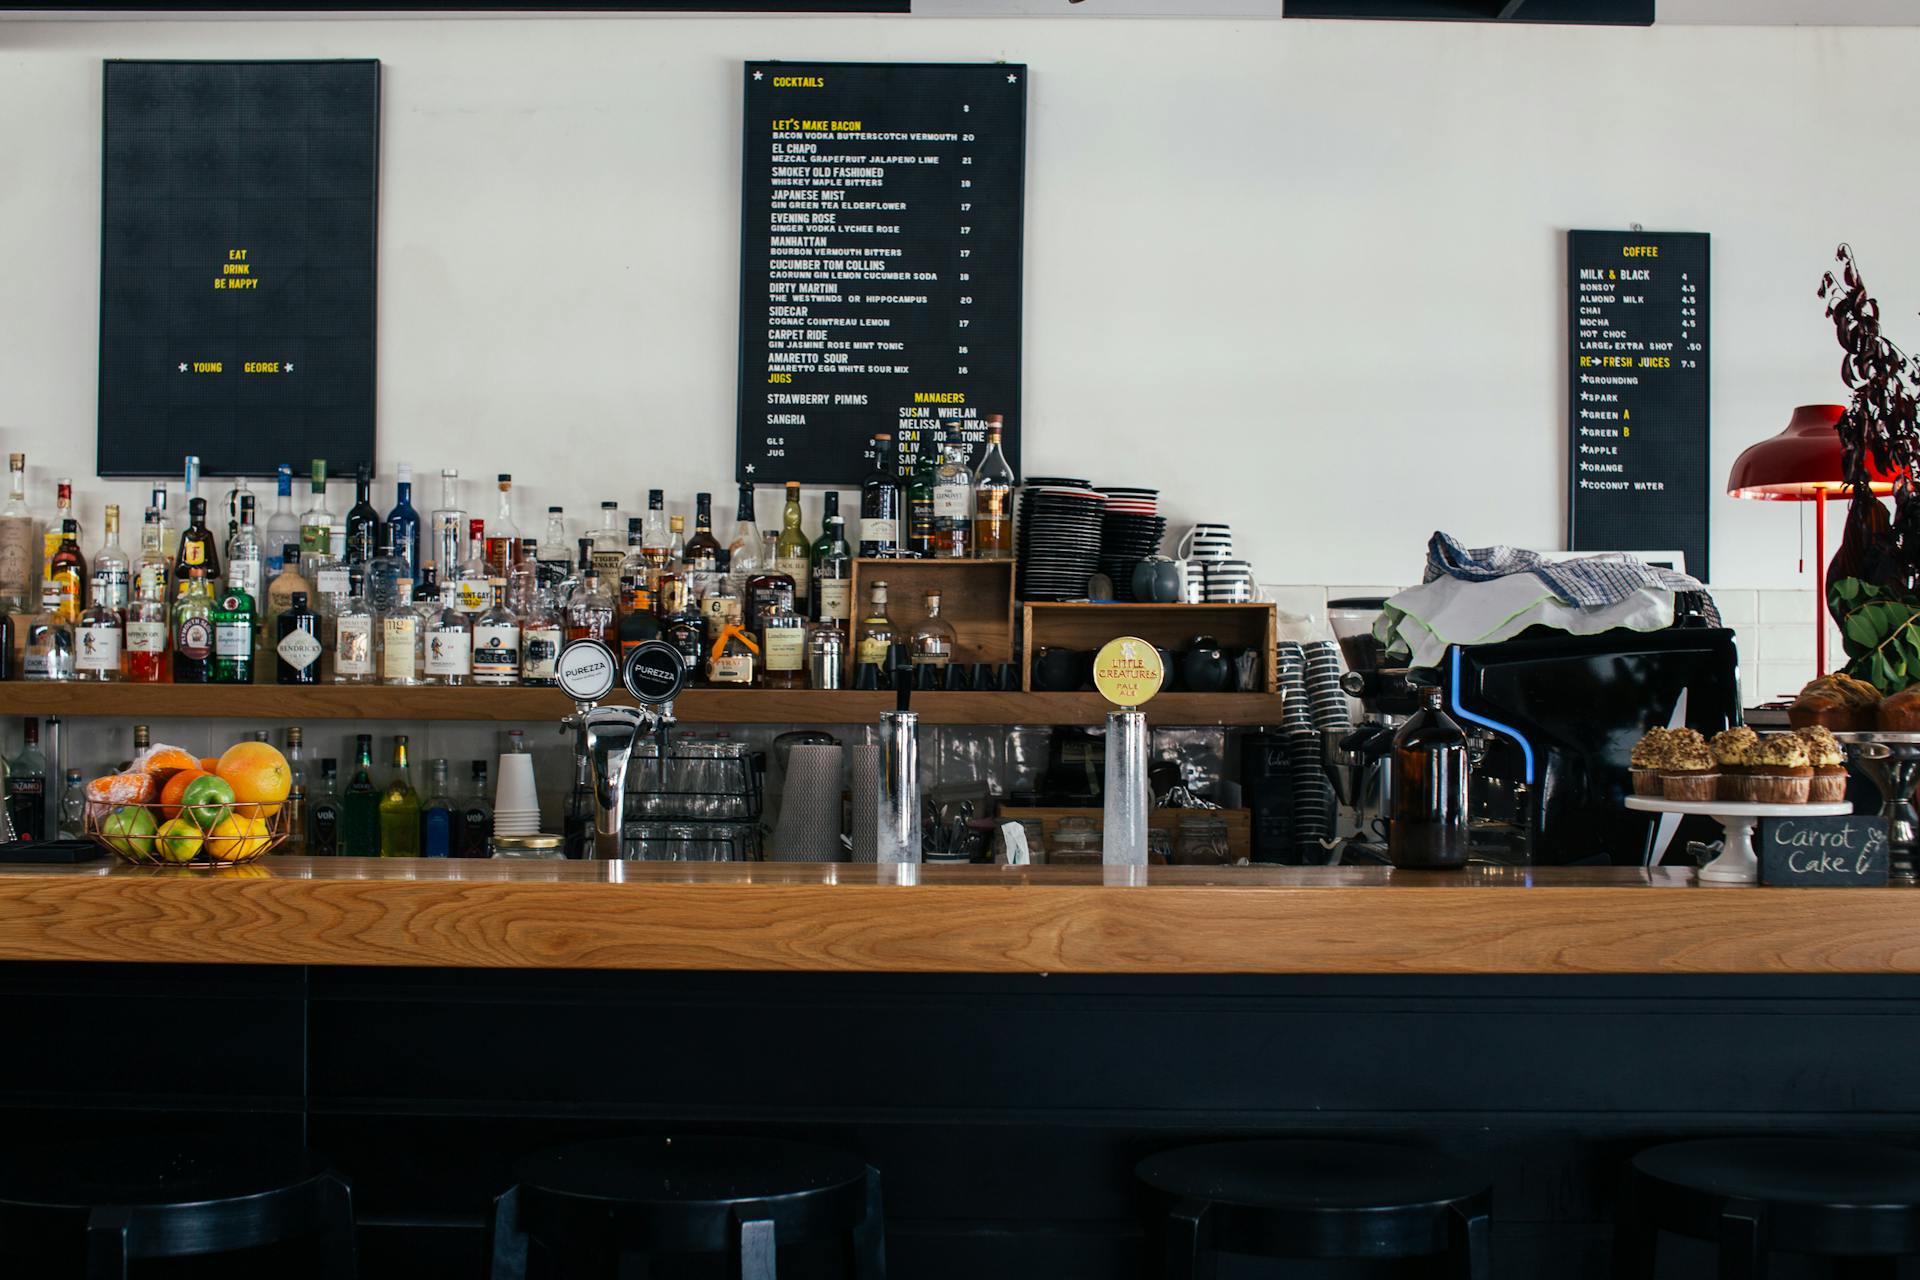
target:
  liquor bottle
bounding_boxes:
[618,517,651,619]
[299,460,333,558]
[684,493,724,597]
[906,444,936,558]
[707,621,757,686]
[265,463,299,574]
[127,511,170,684]
[277,726,307,856]
[59,769,85,839]
[505,540,539,617]
[520,588,563,687]
[43,517,86,622]
[219,472,253,553]
[758,594,807,690]
[908,590,957,679]
[91,504,131,614]
[472,583,521,686]
[264,546,310,638]
[430,468,466,582]
[562,749,593,858]
[0,453,37,613]
[210,568,257,685]
[455,518,495,616]
[275,591,322,685]
[6,719,47,841]
[857,580,895,668]
[379,736,421,857]
[156,476,180,560]
[932,443,973,558]
[460,760,495,858]
[344,465,381,569]
[810,492,852,625]
[745,547,795,638]
[641,488,668,580]
[171,574,216,684]
[973,416,1016,559]
[661,594,707,687]
[366,525,409,615]
[537,508,571,591]
[331,578,377,685]
[1388,686,1472,870]
[567,563,615,644]
[74,590,124,682]
[22,602,72,682]
[41,478,80,592]
[773,481,811,608]
[485,474,521,578]
[175,497,220,595]
[703,570,741,637]
[420,758,456,858]
[340,735,379,857]
[379,576,424,685]
[656,518,690,621]
[424,574,473,687]
[386,462,421,584]
[308,758,341,856]
[859,434,901,558]
[117,724,151,772]
[591,501,627,578]
[557,537,592,610]
[725,483,760,580]
[227,493,263,612]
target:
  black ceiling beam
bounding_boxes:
[1285,0,1651,23]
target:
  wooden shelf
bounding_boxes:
[0,683,1287,727]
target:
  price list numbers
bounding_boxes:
[1566,230,1711,579]
[739,62,1026,484]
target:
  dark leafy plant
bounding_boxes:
[1831,577,1920,693]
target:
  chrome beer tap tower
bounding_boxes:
[558,639,688,861]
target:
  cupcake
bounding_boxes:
[1796,726,1849,804]
[1749,734,1812,805]
[1659,729,1719,802]
[1710,726,1761,801]
[1629,727,1672,797]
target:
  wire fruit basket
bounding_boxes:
[84,799,291,867]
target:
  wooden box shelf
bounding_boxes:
[847,557,1016,674]
[1022,603,1278,692]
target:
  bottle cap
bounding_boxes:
[498,474,512,486]
[397,462,412,483]
[291,592,308,610]
[602,500,617,509]
[548,505,563,513]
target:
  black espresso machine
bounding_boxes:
[1337,625,1740,866]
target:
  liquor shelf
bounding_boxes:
[0,683,1288,726]
[0,859,1914,974]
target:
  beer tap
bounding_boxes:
[875,644,922,865]
[555,638,689,862]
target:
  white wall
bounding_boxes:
[2,14,1915,603]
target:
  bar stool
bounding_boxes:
[1613,1137,1920,1278]
[1134,1138,1490,1279]
[0,1136,356,1278]
[488,1134,885,1279]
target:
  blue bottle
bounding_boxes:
[387,461,423,583]
[420,757,456,858]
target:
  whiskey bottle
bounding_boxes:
[707,621,758,686]
[931,444,973,559]
[758,594,807,690]
[810,492,852,625]
[972,416,1016,560]
[859,434,901,558]
[773,481,811,609]
[856,580,895,669]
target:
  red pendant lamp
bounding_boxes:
[1727,404,1899,675]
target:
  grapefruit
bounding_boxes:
[158,769,211,821]
[214,742,292,818]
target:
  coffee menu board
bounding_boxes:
[98,60,380,478]
[737,61,1026,484]
[1566,229,1710,580]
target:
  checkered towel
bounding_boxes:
[1424,532,1720,627]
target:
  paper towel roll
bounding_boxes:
[849,743,880,863]
[770,744,844,862]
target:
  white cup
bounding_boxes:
[496,753,540,815]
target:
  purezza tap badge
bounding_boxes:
[557,639,617,705]
[1093,637,1164,708]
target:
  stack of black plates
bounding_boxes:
[1016,479,1106,601]
[1096,486,1167,601]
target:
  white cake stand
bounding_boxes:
[1625,795,1852,885]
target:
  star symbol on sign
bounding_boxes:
[284,362,294,373]
[745,463,757,474]
[1008,74,1018,83]
[178,362,187,372]
[753,70,763,80]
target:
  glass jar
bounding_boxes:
[1050,815,1101,866]
[492,834,563,859]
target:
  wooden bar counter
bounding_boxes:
[2,857,1916,974]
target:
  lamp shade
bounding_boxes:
[1727,403,1900,500]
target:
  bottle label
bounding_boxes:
[425,627,472,675]
[76,623,121,672]
[702,593,739,627]
[176,616,213,662]
[39,578,59,611]
[861,518,897,545]
[300,522,331,554]
[522,627,561,680]
[816,578,850,622]
[657,577,689,616]
[127,619,167,654]
[976,488,1010,518]
[184,541,205,567]
[382,618,418,679]
[711,653,754,684]
[316,567,351,598]
[775,556,810,596]
[335,616,374,675]
[912,651,951,666]
[230,552,260,598]
[935,486,969,518]
[472,624,520,676]
[858,634,890,666]
[455,575,493,613]
[763,625,805,672]
[0,521,34,599]
[92,566,130,608]
[277,628,323,673]
[215,620,251,659]
[591,550,626,578]
[137,563,168,598]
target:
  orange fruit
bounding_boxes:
[199,757,221,775]
[158,768,210,821]
[215,742,291,818]
[88,771,159,807]
[131,745,201,777]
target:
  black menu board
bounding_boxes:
[97,60,380,479]
[1566,229,1710,580]
[737,61,1026,484]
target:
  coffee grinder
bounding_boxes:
[1323,598,1423,860]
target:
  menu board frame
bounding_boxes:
[1565,228,1710,581]
[736,60,1027,485]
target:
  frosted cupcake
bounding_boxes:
[1795,726,1849,804]
[1749,734,1813,805]
[1629,728,1672,797]
[1710,726,1762,802]
[1659,729,1719,803]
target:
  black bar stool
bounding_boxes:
[488,1135,885,1279]
[1613,1137,1920,1278]
[0,1137,356,1278]
[1134,1138,1490,1279]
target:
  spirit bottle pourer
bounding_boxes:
[556,638,686,861]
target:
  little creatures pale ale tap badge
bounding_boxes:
[1093,637,1164,708]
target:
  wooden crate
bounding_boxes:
[1021,602,1277,692]
[999,805,1252,862]
[847,558,1016,677]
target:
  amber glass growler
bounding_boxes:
[1388,685,1470,869]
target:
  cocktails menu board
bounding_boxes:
[97,60,380,478]
[1566,229,1710,580]
[737,61,1026,484]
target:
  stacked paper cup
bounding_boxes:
[494,750,543,835]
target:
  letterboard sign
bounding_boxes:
[98,60,380,479]
[1761,814,1889,887]
[738,61,1026,485]
[1566,229,1709,580]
